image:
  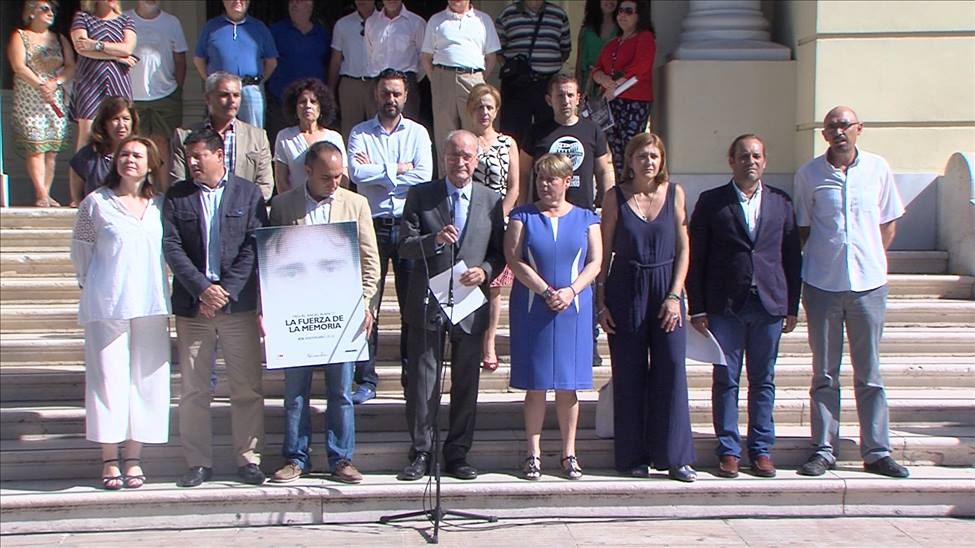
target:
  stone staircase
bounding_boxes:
[1,207,973,534]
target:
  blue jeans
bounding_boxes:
[358,218,414,390]
[281,361,354,471]
[238,84,265,128]
[708,293,783,459]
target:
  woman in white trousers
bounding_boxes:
[71,135,171,490]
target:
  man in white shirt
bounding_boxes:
[348,68,434,403]
[364,0,426,120]
[793,105,909,479]
[420,0,500,152]
[329,0,377,140]
[125,0,187,191]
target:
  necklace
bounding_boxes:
[629,183,662,221]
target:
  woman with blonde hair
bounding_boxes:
[506,153,602,480]
[69,0,137,151]
[7,0,75,206]
[71,135,171,490]
[466,83,520,371]
[595,132,696,482]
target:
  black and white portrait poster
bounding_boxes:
[256,222,369,368]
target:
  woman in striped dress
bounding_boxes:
[69,0,136,153]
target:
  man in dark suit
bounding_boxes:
[686,134,802,479]
[162,128,269,488]
[397,130,506,481]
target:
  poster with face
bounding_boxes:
[255,222,369,368]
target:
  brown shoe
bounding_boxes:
[271,462,304,483]
[716,455,739,478]
[750,455,776,477]
[332,459,363,484]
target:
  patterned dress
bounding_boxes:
[11,30,69,153]
[69,11,135,121]
[473,133,515,287]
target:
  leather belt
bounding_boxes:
[434,64,483,74]
[373,216,401,228]
[241,75,262,86]
[341,74,372,81]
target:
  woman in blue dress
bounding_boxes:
[595,132,697,482]
[506,153,603,481]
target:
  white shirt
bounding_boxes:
[332,11,370,78]
[70,188,171,323]
[125,9,188,101]
[303,185,333,226]
[365,7,426,76]
[273,126,347,192]
[794,148,905,292]
[421,7,500,70]
[196,175,228,282]
[733,180,763,241]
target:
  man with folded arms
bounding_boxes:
[267,141,380,484]
[687,134,801,479]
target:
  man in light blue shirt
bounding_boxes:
[347,68,433,403]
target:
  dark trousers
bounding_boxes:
[707,292,783,460]
[608,310,695,472]
[405,323,482,464]
[499,77,554,147]
[355,218,414,390]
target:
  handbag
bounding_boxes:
[500,4,546,89]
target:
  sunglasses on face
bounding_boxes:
[617,6,636,15]
[39,5,55,14]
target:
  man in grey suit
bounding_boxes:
[397,130,506,481]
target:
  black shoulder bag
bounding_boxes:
[500,5,546,89]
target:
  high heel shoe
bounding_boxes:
[123,458,146,489]
[561,455,583,480]
[522,455,541,481]
[101,459,122,490]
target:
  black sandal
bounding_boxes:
[561,455,583,480]
[522,455,541,481]
[123,458,146,489]
[102,459,123,490]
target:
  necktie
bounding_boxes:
[452,189,468,237]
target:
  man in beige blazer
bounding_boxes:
[265,141,380,484]
[171,72,274,200]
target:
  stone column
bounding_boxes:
[673,0,790,61]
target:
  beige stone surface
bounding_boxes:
[816,1,975,33]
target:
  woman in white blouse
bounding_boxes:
[273,78,347,194]
[71,135,171,490]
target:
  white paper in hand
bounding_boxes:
[428,260,487,325]
[686,324,727,366]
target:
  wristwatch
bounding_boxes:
[94,40,104,52]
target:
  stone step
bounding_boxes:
[1,464,971,534]
[2,327,973,368]
[887,251,949,274]
[3,388,972,443]
[3,357,972,404]
[0,228,72,249]
[5,298,974,333]
[3,273,972,303]
[1,419,972,484]
[0,207,77,229]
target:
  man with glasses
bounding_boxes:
[329,0,377,140]
[347,68,433,404]
[396,130,505,481]
[793,106,909,479]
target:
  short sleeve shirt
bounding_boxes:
[267,19,330,100]
[332,11,370,78]
[794,148,905,292]
[494,1,571,75]
[125,9,188,100]
[422,7,501,70]
[194,16,278,77]
[525,118,609,210]
[69,144,114,197]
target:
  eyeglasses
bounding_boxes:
[825,121,861,132]
[617,6,636,15]
[38,5,55,14]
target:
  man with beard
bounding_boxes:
[347,68,433,403]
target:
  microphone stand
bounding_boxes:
[380,197,497,543]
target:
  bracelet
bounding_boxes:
[596,307,607,316]
[595,282,605,287]
[569,286,578,297]
[666,292,681,301]
[542,286,556,299]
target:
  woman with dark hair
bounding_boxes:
[595,132,697,483]
[8,0,75,207]
[273,77,345,194]
[574,0,618,99]
[69,0,137,151]
[68,95,138,205]
[71,135,171,490]
[591,0,655,180]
